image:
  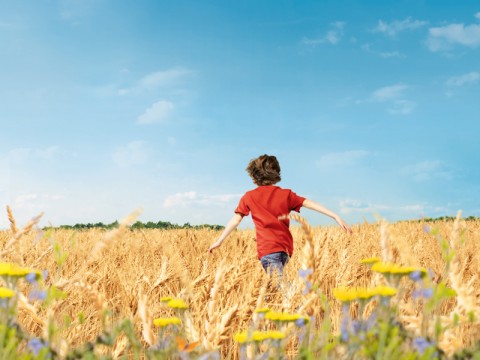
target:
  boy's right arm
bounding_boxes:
[208,213,244,253]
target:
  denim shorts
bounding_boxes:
[260,251,290,277]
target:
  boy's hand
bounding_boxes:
[335,215,353,234]
[208,240,222,253]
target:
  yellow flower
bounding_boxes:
[0,263,41,280]
[360,257,381,264]
[333,286,397,302]
[265,311,309,323]
[160,296,173,302]
[0,287,15,298]
[167,298,189,310]
[234,330,285,344]
[153,317,182,327]
[371,262,427,277]
[372,286,397,297]
[332,287,358,302]
[254,308,271,314]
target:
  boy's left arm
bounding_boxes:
[302,199,352,233]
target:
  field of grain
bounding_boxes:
[1,210,480,358]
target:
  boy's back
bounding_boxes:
[235,185,305,259]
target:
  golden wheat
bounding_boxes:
[1,208,479,358]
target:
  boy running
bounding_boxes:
[208,154,352,276]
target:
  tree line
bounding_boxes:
[52,220,224,231]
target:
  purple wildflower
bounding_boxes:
[413,337,432,355]
[298,269,313,279]
[28,338,47,356]
[26,272,38,284]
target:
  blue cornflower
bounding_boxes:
[26,272,38,284]
[302,280,312,295]
[413,337,433,355]
[28,338,47,356]
[409,270,424,282]
[351,319,362,334]
[413,288,434,299]
[298,269,313,278]
[29,289,47,301]
[295,317,307,327]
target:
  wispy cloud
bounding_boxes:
[7,146,60,162]
[339,198,451,219]
[11,193,65,214]
[446,71,480,87]
[302,21,345,46]
[401,160,453,182]
[359,84,415,115]
[137,100,174,124]
[316,150,371,168]
[112,141,151,167]
[118,67,194,96]
[373,17,428,37]
[387,100,415,115]
[339,199,389,215]
[427,14,480,52]
[163,192,241,208]
[370,84,408,101]
[362,44,406,59]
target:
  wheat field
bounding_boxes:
[1,210,480,358]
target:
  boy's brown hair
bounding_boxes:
[246,154,281,186]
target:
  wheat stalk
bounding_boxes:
[137,290,155,347]
[6,205,18,236]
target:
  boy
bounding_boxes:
[208,154,352,276]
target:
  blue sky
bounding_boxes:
[1,0,479,229]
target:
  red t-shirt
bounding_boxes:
[234,185,306,259]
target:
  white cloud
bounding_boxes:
[476,12,480,20]
[112,141,151,167]
[317,150,371,168]
[388,99,415,115]
[401,160,453,182]
[339,199,390,215]
[138,67,193,89]
[446,72,480,87]
[359,84,414,115]
[7,146,60,162]
[370,84,408,102]
[163,192,241,208]
[373,17,428,37]
[362,44,406,59]
[303,22,345,46]
[163,191,197,208]
[117,67,195,95]
[339,199,451,220]
[379,51,404,59]
[427,22,480,52]
[137,100,174,124]
[101,67,194,97]
[15,193,38,204]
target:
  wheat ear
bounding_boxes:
[6,205,18,236]
[137,290,155,346]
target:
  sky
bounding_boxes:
[1,0,479,229]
